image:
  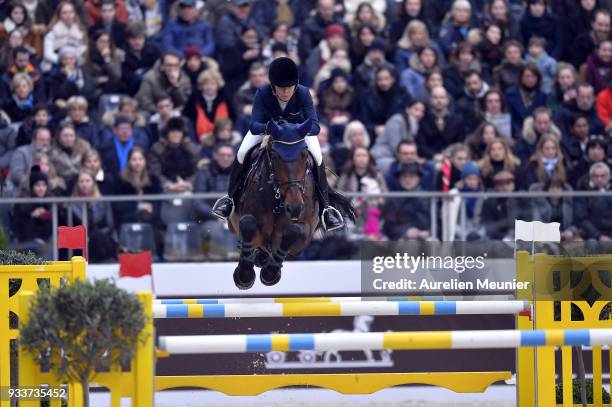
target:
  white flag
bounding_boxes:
[533,221,561,242]
[514,220,561,242]
[515,220,534,242]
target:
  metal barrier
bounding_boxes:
[1,190,610,260]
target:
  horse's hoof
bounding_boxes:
[254,249,269,268]
[260,265,282,286]
[233,265,256,290]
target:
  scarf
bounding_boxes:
[454,21,471,38]
[13,93,33,110]
[440,158,452,192]
[3,17,18,32]
[64,68,85,89]
[465,81,490,99]
[203,94,215,113]
[113,136,134,171]
[460,186,480,218]
[520,87,537,109]
[542,157,558,176]
[9,64,37,81]
[22,0,37,21]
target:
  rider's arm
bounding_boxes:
[299,87,320,136]
[249,88,269,135]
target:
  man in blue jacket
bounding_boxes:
[212,57,344,231]
[162,0,215,57]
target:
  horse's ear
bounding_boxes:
[297,118,312,138]
[269,120,281,137]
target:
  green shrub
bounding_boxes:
[556,378,611,404]
[0,250,45,266]
[20,279,147,407]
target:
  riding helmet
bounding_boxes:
[268,57,299,87]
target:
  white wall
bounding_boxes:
[88,261,362,297]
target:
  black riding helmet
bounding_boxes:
[268,57,299,87]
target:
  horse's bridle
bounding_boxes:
[265,143,310,215]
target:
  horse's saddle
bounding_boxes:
[238,141,268,201]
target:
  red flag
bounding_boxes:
[58,225,87,260]
[119,251,154,292]
[119,251,152,278]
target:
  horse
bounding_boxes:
[228,119,353,289]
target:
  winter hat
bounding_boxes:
[29,165,48,189]
[368,37,386,53]
[396,163,422,176]
[184,46,201,60]
[114,115,131,127]
[324,24,346,39]
[163,117,186,137]
[329,67,349,82]
[461,161,480,179]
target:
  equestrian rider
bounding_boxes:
[211,57,345,231]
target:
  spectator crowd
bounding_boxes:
[0,0,611,261]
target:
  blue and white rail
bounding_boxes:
[152,300,530,319]
[158,329,612,354]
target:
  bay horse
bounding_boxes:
[228,119,350,289]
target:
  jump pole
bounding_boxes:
[158,328,612,354]
[152,300,530,319]
[153,296,445,304]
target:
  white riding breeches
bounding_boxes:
[304,135,323,166]
[237,131,263,164]
[237,132,323,166]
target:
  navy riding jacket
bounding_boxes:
[249,84,320,136]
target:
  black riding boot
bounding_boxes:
[315,162,344,231]
[212,161,243,220]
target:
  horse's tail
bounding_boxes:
[329,189,357,223]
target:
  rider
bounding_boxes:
[212,57,345,231]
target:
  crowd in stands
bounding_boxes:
[0,0,611,261]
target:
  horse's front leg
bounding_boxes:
[234,214,258,289]
[260,223,303,286]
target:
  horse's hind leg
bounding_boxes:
[234,214,257,289]
[260,224,303,286]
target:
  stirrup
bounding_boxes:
[212,195,234,221]
[321,206,344,232]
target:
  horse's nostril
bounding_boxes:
[287,204,302,219]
